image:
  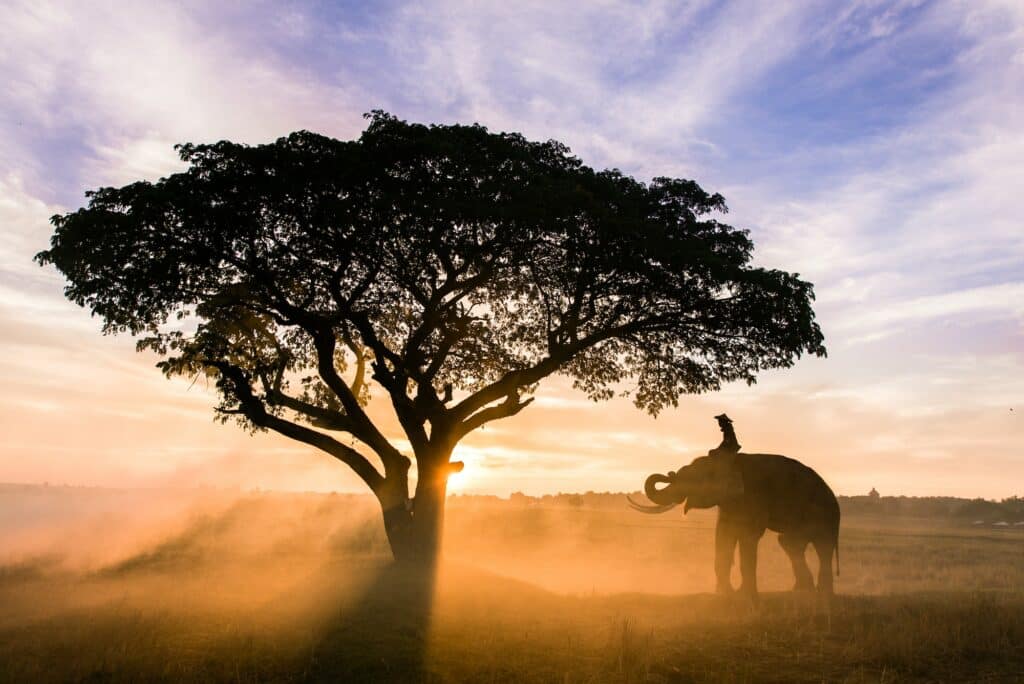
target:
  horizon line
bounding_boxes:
[1,480,1016,503]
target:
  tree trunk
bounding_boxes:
[380,458,452,569]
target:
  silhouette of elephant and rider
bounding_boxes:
[630,415,840,599]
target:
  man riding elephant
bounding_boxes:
[629,414,840,600]
[709,413,741,456]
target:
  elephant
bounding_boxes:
[629,452,840,598]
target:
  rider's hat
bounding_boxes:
[714,413,733,423]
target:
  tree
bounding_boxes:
[36,112,825,566]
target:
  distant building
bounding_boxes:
[869,487,880,499]
[509,491,532,506]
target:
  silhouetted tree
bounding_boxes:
[37,112,825,566]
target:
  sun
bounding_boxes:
[446,444,484,494]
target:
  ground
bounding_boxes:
[0,489,1022,683]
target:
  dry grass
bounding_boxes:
[0,490,1022,683]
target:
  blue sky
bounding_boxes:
[1,0,1021,497]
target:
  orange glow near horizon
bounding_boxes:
[0,304,1019,501]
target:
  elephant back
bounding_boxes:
[731,453,840,534]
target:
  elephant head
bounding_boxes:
[628,454,745,514]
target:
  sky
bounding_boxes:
[0,0,1021,498]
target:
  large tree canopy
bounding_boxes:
[37,111,825,562]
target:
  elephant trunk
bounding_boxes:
[627,471,683,514]
[644,472,678,506]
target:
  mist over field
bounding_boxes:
[2,484,1023,682]
[6,484,1023,592]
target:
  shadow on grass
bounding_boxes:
[305,561,438,684]
[0,551,438,683]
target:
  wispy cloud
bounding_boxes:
[0,0,365,199]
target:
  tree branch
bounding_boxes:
[310,330,411,471]
[259,377,359,433]
[451,392,535,443]
[211,361,385,493]
[340,328,367,398]
[449,318,660,424]
[343,313,432,457]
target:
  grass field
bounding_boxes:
[1,488,1022,682]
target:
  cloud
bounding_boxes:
[0,0,366,199]
[0,173,59,279]
[378,0,808,178]
[738,1,1024,353]
[837,282,1024,341]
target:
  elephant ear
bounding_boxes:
[709,455,745,501]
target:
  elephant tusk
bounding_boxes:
[626,495,679,514]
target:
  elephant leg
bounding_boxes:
[812,538,835,597]
[778,534,814,591]
[714,518,738,594]
[737,528,765,599]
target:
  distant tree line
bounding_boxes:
[839,495,1024,523]
[5,483,1022,525]
[449,491,1024,524]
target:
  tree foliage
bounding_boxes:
[37,112,824,556]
